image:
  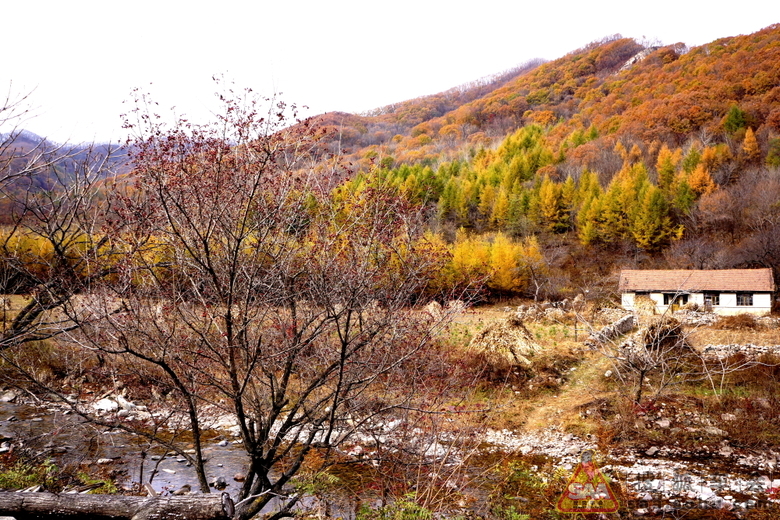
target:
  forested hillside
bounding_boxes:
[3,25,780,304]
[308,25,780,303]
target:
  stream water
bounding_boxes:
[2,400,779,517]
[0,401,250,497]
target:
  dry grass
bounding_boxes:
[445,305,636,435]
[0,294,32,326]
[582,341,780,449]
[437,305,586,432]
[686,326,780,347]
[501,311,780,448]
[521,350,611,433]
[714,313,762,330]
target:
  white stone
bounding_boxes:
[698,486,715,500]
[424,442,448,459]
[704,426,728,436]
[115,395,137,411]
[0,390,17,402]
[94,398,119,412]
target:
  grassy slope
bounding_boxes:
[456,305,780,450]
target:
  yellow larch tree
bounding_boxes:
[488,232,524,294]
[688,163,717,195]
[742,127,761,162]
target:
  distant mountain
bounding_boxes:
[308,25,780,173]
[0,130,130,191]
[0,130,130,224]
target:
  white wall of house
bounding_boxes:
[715,292,772,315]
[621,292,772,315]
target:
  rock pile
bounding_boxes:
[757,316,780,328]
[702,343,780,359]
[515,301,575,322]
[586,314,635,347]
[671,310,719,326]
[483,426,597,464]
[424,300,466,319]
[93,395,152,420]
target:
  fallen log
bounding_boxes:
[0,492,234,520]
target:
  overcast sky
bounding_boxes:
[2,1,778,143]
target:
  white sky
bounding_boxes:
[2,1,778,144]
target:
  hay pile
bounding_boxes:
[634,295,657,315]
[468,313,540,368]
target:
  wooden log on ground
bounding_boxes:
[0,492,234,520]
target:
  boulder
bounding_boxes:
[424,301,443,319]
[0,390,17,403]
[704,426,728,437]
[544,308,566,322]
[115,395,137,411]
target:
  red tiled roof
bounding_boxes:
[619,269,775,292]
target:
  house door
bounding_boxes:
[663,293,688,311]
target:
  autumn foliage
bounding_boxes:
[6,25,780,302]
[292,24,780,300]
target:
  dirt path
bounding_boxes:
[522,351,613,431]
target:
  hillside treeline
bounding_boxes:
[303,24,780,302]
[4,25,780,304]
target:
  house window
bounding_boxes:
[663,293,688,306]
[736,293,753,306]
[704,293,720,306]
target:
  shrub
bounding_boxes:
[356,494,433,520]
[0,458,58,490]
[715,313,762,330]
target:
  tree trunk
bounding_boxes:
[0,492,234,520]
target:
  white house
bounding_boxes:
[619,269,776,316]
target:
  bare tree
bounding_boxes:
[608,315,703,404]
[0,82,482,519]
[54,85,461,520]
[663,236,723,270]
[590,304,768,406]
[0,84,126,352]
